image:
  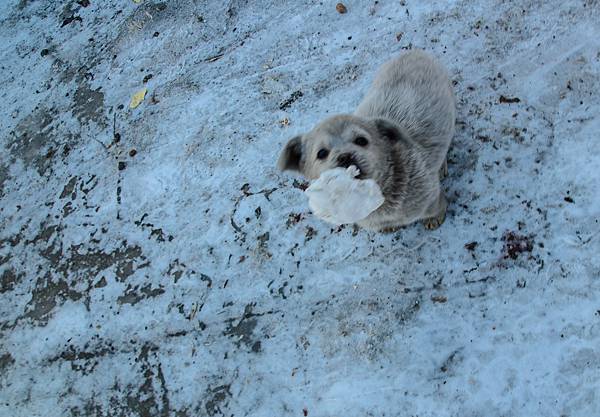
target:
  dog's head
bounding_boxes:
[277,115,403,182]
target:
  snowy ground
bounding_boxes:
[1,1,600,416]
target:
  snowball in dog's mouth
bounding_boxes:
[305,165,385,225]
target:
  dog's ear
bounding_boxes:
[277,135,303,172]
[373,118,404,142]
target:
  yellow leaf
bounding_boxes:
[129,88,147,109]
[133,0,142,3]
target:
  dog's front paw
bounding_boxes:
[422,211,446,230]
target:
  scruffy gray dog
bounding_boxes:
[278,50,455,232]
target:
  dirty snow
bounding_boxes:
[1,1,599,416]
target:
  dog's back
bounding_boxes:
[355,50,455,169]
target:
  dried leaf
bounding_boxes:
[336,3,347,13]
[129,88,147,109]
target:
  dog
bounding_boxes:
[277,49,455,232]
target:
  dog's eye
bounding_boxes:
[354,136,369,147]
[316,149,329,160]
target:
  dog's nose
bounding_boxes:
[337,153,355,168]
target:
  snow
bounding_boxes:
[305,166,384,225]
[0,1,599,416]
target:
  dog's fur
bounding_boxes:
[277,50,455,231]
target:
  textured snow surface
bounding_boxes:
[0,1,599,416]
[305,166,384,225]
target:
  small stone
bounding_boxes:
[336,3,347,13]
